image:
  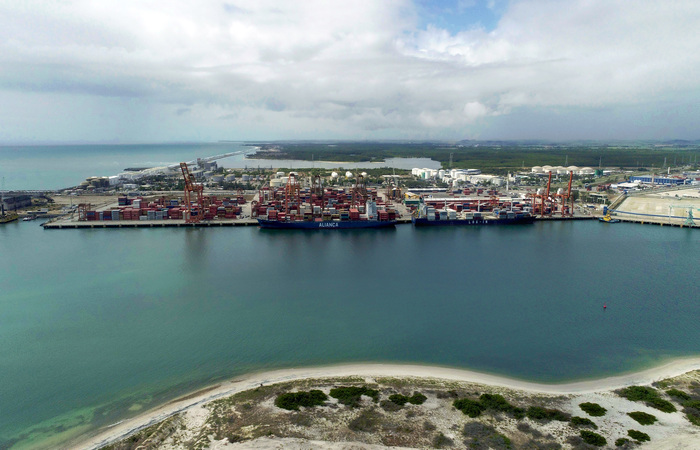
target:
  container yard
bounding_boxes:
[42,165,606,229]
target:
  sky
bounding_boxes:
[0,0,698,143]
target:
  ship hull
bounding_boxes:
[412,216,535,226]
[258,219,397,229]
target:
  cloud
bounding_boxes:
[0,0,698,141]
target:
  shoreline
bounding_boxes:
[74,357,700,449]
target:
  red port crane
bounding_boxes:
[530,171,553,217]
[554,171,574,216]
[180,162,206,223]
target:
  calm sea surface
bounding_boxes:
[0,143,439,191]
[0,219,698,448]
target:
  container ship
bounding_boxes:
[255,173,397,230]
[258,199,396,229]
[412,202,535,227]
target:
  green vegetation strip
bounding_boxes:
[251,142,700,172]
[453,393,572,422]
[617,386,676,413]
[274,390,328,411]
[453,393,525,419]
[329,386,380,407]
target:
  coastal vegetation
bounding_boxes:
[101,370,700,450]
[627,411,658,425]
[617,385,676,413]
[579,402,607,416]
[627,429,651,442]
[453,393,572,423]
[579,429,607,446]
[526,406,571,422]
[329,386,380,407]
[453,393,526,419]
[570,416,598,429]
[666,388,691,400]
[453,397,485,417]
[682,399,700,425]
[387,392,427,406]
[274,390,327,410]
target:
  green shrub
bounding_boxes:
[510,407,526,420]
[682,401,700,426]
[686,412,700,426]
[627,429,650,442]
[477,393,524,418]
[615,437,630,446]
[329,386,379,407]
[666,389,691,401]
[627,411,658,425]
[479,393,512,411]
[579,402,607,417]
[526,406,571,422]
[453,398,485,417]
[570,416,598,429]
[618,386,658,402]
[387,391,427,406]
[647,397,676,413]
[388,394,409,406]
[618,386,676,412]
[408,392,427,405]
[684,400,700,409]
[274,390,327,410]
[579,430,606,446]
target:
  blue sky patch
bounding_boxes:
[415,0,505,33]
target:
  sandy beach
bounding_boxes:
[74,358,700,449]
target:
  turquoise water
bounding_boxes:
[0,220,698,448]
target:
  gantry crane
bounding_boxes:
[553,171,574,216]
[530,171,553,216]
[180,162,206,223]
[385,176,402,202]
[351,174,368,208]
[284,173,301,214]
[670,204,698,227]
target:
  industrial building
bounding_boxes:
[1,194,32,211]
[628,176,688,185]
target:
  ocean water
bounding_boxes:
[0,143,439,191]
[0,220,698,448]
